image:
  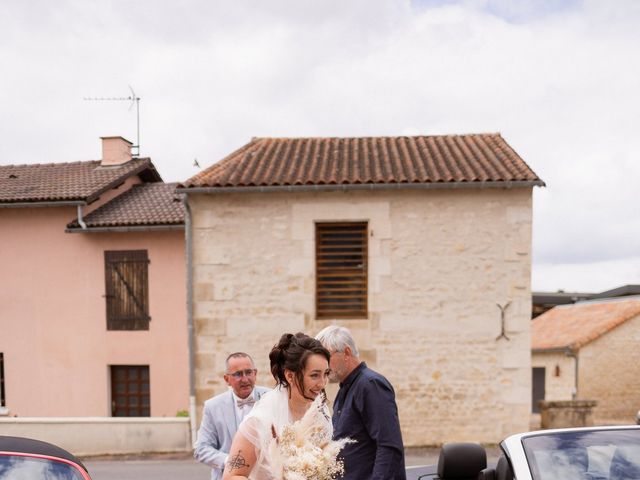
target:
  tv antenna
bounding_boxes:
[84,85,141,156]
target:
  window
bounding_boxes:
[316,222,368,319]
[104,250,150,330]
[110,365,150,417]
[0,353,5,407]
[532,367,546,413]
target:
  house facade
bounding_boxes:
[0,137,188,418]
[181,134,544,445]
[532,297,640,423]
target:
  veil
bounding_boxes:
[238,386,292,480]
[237,386,334,480]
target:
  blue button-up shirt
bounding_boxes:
[332,362,406,480]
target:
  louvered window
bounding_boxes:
[316,222,368,319]
[0,353,5,407]
[110,365,150,417]
[104,250,150,330]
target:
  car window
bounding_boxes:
[522,429,640,480]
[0,455,86,480]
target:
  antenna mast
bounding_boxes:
[84,86,141,156]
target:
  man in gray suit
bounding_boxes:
[194,352,270,480]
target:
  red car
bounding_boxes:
[0,435,92,479]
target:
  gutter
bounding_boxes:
[183,196,197,446]
[531,346,573,354]
[566,349,580,399]
[177,180,545,195]
[76,205,88,230]
[66,224,185,233]
[0,201,85,208]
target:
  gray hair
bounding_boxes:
[315,326,359,357]
[225,352,255,371]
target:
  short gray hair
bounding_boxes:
[315,326,359,357]
[225,352,254,372]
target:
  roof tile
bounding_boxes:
[180,134,544,189]
[67,183,184,229]
[0,159,160,203]
[532,298,640,351]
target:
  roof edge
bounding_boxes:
[0,200,86,208]
[570,306,640,350]
[66,224,184,233]
[178,180,545,194]
[85,159,162,203]
[532,346,574,354]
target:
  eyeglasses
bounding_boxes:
[226,369,257,379]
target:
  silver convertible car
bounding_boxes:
[407,425,640,480]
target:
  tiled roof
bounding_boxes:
[67,183,184,229]
[532,298,640,352]
[180,134,544,189]
[0,159,161,204]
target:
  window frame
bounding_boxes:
[110,365,150,417]
[315,222,368,320]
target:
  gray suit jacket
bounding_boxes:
[194,386,270,480]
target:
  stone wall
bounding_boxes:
[539,400,597,429]
[532,351,576,401]
[579,314,640,423]
[189,187,534,445]
[0,417,190,456]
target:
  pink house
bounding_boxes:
[0,137,188,418]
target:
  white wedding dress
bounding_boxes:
[237,386,333,480]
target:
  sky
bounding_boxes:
[2,0,639,293]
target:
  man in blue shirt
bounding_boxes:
[316,326,406,480]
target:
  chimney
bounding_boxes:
[100,136,133,166]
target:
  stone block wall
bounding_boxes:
[539,400,597,429]
[189,187,534,445]
[579,314,640,423]
[532,351,577,401]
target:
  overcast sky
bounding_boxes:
[2,0,639,293]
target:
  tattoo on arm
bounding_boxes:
[227,451,251,471]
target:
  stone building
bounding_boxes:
[532,297,640,424]
[180,134,544,445]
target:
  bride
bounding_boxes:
[223,332,333,480]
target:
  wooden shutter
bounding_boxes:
[111,365,150,417]
[104,250,150,330]
[316,222,368,319]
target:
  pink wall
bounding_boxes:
[0,206,188,417]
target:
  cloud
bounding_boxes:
[533,256,640,293]
[1,0,640,292]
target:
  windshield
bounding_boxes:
[522,429,640,480]
[0,454,86,480]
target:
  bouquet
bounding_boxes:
[268,392,354,480]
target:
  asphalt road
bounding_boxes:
[83,447,503,479]
[85,457,210,480]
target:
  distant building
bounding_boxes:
[532,285,640,318]
[0,137,188,418]
[532,297,640,423]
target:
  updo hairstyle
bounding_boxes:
[269,332,330,398]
